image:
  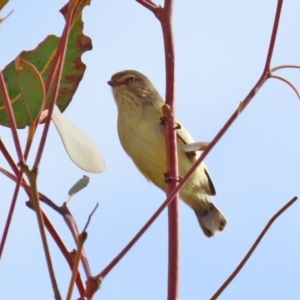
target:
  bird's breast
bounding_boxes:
[117,110,167,189]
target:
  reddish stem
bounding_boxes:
[97,188,178,280]
[0,70,24,164]
[175,0,284,190]
[210,196,298,300]
[271,64,300,72]
[136,0,158,13]
[0,171,23,259]
[137,0,180,298]
[62,205,92,278]
[159,2,180,299]
[33,1,80,169]
[270,74,300,100]
[263,0,283,74]
[0,138,19,175]
[26,201,86,296]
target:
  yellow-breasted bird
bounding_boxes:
[108,70,226,237]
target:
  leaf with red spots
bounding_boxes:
[0,1,92,128]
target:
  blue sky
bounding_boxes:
[1,1,300,299]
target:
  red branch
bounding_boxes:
[160,4,180,300]
[33,1,81,169]
[39,205,86,296]
[271,64,300,72]
[136,0,158,13]
[210,196,298,300]
[270,74,300,100]
[0,171,23,259]
[0,138,19,175]
[62,205,92,278]
[138,1,179,298]
[0,70,24,164]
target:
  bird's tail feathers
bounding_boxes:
[194,203,226,238]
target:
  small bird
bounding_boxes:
[108,70,226,237]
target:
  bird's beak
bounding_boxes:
[107,80,117,87]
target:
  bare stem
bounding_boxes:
[271,64,300,72]
[62,204,92,278]
[0,69,24,163]
[66,204,98,300]
[24,124,36,161]
[26,201,86,296]
[136,0,158,13]
[0,171,23,259]
[263,0,283,73]
[137,0,179,298]
[23,166,62,300]
[33,1,80,169]
[0,138,19,176]
[66,232,87,300]
[270,74,300,100]
[210,196,298,300]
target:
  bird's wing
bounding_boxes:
[203,168,216,196]
[176,122,216,196]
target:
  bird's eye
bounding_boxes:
[128,77,136,83]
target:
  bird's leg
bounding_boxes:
[160,116,181,130]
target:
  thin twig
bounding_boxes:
[23,124,36,161]
[62,204,92,278]
[66,232,87,300]
[0,9,14,23]
[83,203,99,232]
[0,69,24,163]
[43,216,86,297]
[66,203,98,300]
[23,165,62,300]
[270,74,300,100]
[0,171,23,259]
[26,201,86,296]
[271,64,300,72]
[136,0,158,14]
[33,1,81,169]
[210,196,298,300]
[138,1,179,299]
[263,0,283,74]
[0,166,64,215]
[0,138,19,175]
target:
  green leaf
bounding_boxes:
[0,1,92,128]
[68,175,90,196]
[0,57,45,127]
[5,58,45,127]
[52,105,106,173]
